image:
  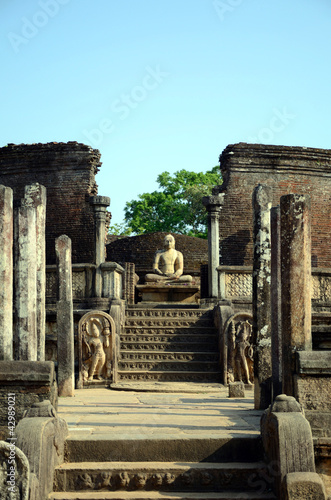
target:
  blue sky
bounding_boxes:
[1,0,331,226]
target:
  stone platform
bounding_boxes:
[136,284,199,303]
[57,384,262,447]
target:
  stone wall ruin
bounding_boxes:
[218,143,331,268]
[0,142,105,265]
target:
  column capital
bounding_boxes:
[90,196,110,215]
[202,193,224,212]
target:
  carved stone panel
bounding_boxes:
[77,311,116,388]
[223,312,254,385]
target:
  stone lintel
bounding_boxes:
[0,361,55,384]
[296,351,331,375]
[100,261,125,273]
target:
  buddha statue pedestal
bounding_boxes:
[136,282,200,304]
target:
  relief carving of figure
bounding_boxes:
[225,313,254,385]
[145,234,192,283]
[78,311,116,387]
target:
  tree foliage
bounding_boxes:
[121,167,222,238]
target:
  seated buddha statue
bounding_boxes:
[145,234,193,283]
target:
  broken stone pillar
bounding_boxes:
[202,193,224,298]
[90,196,111,297]
[280,194,312,397]
[14,197,37,360]
[14,184,47,361]
[252,185,272,410]
[56,235,74,397]
[0,186,13,360]
[24,184,47,361]
[271,205,282,399]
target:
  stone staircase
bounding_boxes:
[50,435,276,499]
[117,306,222,382]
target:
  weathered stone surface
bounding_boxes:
[282,472,326,499]
[228,381,245,398]
[252,185,272,410]
[16,416,68,500]
[23,400,56,418]
[90,195,110,297]
[202,193,224,298]
[294,376,331,412]
[270,205,282,399]
[0,361,58,439]
[14,203,37,360]
[23,184,47,361]
[280,194,312,397]
[56,235,74,397]
[261,394,316,498]
[0,440,29,500]
[0,185,13,361]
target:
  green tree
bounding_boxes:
[123,167,222,238]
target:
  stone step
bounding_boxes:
[119,352,219,363]
[117,371,222,382]
[126,309,213,319]
[53,461,271,494]
[49,490,276,499]
[120,341,218,352]
[124,327,218,336]
[118,360,220,373]
[64,436,262,464]
[125,319,215,328]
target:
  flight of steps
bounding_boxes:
[50,435,276,499]
[117,306,222,382]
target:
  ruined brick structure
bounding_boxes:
[219,143,331,268]
[106,232,208,281]
[0,142,103,265]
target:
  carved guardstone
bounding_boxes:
[223,312,254,386]
[77,311,116,388]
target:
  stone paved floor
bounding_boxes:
[58,383,262,440]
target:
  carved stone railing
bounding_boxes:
[217,266,331,304]
[46,262,124,303]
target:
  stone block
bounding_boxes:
[282,472,326,499]
[0,361,57,438]
[228,381,245,398]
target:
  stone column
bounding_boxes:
[0,186,13,360]
[24,184,47,361]
[56,235,74,397]
[90,196,111,297]
[202,193,224,298]
[270,206,282,399]
[252,184,272,410]
[14,200,37,360]
[280,194,312,397]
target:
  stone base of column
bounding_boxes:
[0,361,57,439]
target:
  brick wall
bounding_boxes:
[0,142,103,264]
[218,143,331,267]
[106,232,208,280]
